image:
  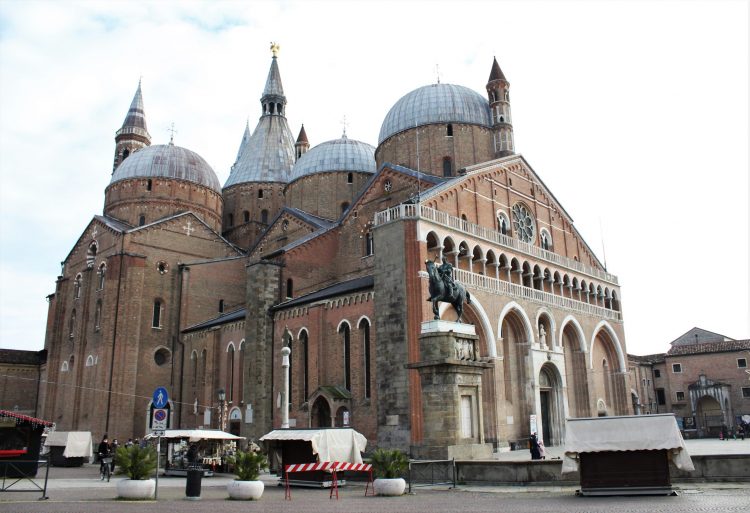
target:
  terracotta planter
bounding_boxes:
[373,477,406,496]
[117,478,155,500]
[227,479,264,500]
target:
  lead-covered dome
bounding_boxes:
[378,84,491,144]
[289,136,376,183]
[111,143,221,192]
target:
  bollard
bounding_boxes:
[186,467,202,500]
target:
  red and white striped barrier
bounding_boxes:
[284,461,374,500]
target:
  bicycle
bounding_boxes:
[100,456,112,482]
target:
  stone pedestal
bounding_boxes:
[408,323,493,460]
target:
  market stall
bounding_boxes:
[44,431,93,467]
[260,428,367,488]
[145,429,244,476]
[562,414,694,496]
[0,409,54,478]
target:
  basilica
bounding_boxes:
[39,47,630,452]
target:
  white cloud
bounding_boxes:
[0,0,747,353]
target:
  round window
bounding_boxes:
[157,261,168,274]
[154,348,171,366]
[511,203,536,243]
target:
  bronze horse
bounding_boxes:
[425,260,471,322]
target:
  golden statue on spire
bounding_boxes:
[270,42,280,58]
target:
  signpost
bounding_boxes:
[150,387,169,500]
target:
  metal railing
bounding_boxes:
[408,459,456,493]
[375,203,619,285]
[0,456,51,500]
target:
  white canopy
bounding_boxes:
[562,414,694,475]
[145,429,245,442]
[260,428,367,464]
[44,431,93,458]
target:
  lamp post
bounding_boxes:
[281,346,291,429]
[217,388,227,432]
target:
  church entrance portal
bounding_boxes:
[538,363,563,446]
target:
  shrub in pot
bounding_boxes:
[226,449,268,500]
[370,448,408,496]
[115,445,157,500]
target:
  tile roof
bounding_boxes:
[667,339,750,356]
[271,275,374,311]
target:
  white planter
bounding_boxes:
[373,477,406,496]
[117,478,155,500]
[227,479,264,500]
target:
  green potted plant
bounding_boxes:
[226,449,268,500]
[115,445,157,500]
[370,448,409,496]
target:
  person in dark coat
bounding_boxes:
[97,434,112,478]
[529,432,542,460]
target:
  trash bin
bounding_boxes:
[186,467,202,500]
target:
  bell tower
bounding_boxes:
[113,80,151,172]
[486,57,514,158]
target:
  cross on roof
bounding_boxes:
[168,123,178,144]
[183,219,194,237]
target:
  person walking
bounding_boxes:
[110,438,119,472]
[97,434,112,480]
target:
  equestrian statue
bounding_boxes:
[425,257,471,322]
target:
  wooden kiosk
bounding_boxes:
[562,414,694,496]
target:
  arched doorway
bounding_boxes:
[538,363,564,446]
[228,407,242,436]
[499,306,533,445]
[696,395,723,437]
[311,397,331,428]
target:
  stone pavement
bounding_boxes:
[1,438,748,512]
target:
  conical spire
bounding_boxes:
[121,79,149,133]
[260,43,287,117]
[488,57,507,82]
[233,119,251,165]
[296,124,308,144]
[113,80,151,172]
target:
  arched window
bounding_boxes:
[146,179,152,191]
[123,148,130,160]
[286,278,293,299]
[283,331,293,405]
[69,309,76,338]
[94,300,102,330]
[243,211,250,223]
[228,213,234,227]
[87,242,97,268]
[443,157,453,177]
[201,349,207,385]
[218,299,225,313]
[446,124,453,137]
[191,351,198,386]
[540,229,552,251]
[359,318,371,399]
[98,263,106,290]
[226,345,235,401]
[239,341,245,403]
[497,210,510,236]
[258,189,264,199]
[339,323,351,391]
[347,172,353,184]
[261,209,268,224]
[152,300,162,328]
[73,274,82,299]
[138,214,146,226]
[364,231,374,256]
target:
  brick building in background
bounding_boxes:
[628,327,750,437]
[35,47,639,452]
[0,349,46,417]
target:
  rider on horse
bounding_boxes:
[438,257,456,297]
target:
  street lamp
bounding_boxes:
[217,388,227,432]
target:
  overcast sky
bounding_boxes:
[0,0,747,356]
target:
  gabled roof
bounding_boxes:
[423,153,609,272]
[128,211,244,254]
[667,339,750,356]
[271,275,374,311]
[248,207,336,257]
[183,307,246,334]
[669,327,733,346]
